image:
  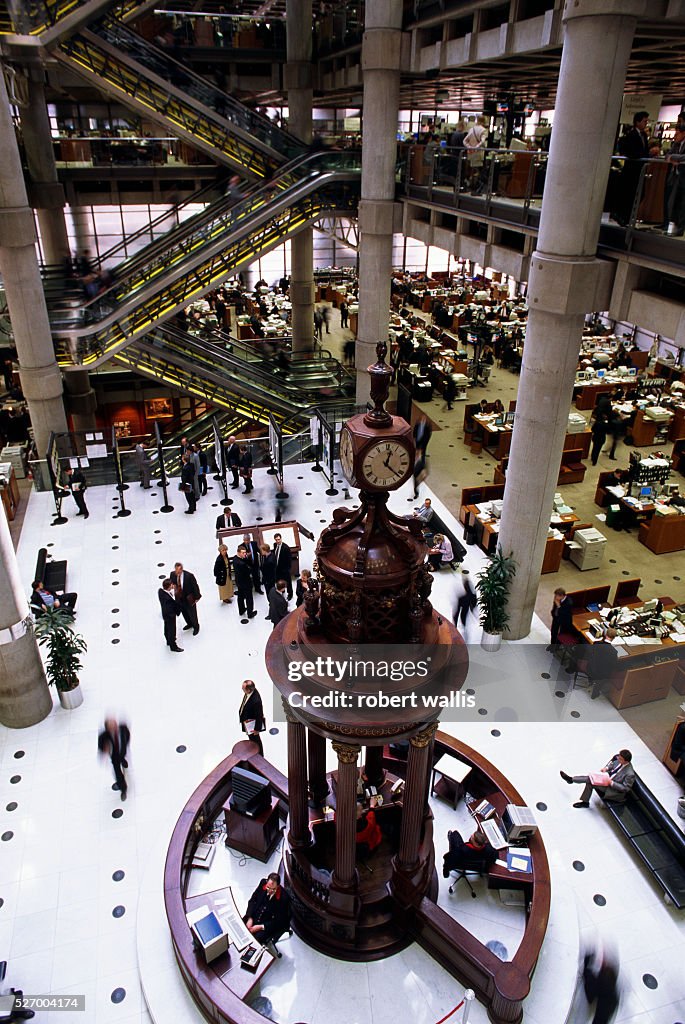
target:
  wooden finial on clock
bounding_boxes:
[364,341,393,428]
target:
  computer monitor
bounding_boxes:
[495,414,505,426]
[597,369,606,379]
[230,766,271,818]
[640,486,652,499]
[505,411,515,424]
[502,804,538,842]
[628,367,637,376]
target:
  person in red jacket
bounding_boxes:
[355,799,382,858]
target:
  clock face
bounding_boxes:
[339,426,355,483]
[361,440,412,490]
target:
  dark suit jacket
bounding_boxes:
[215,512,242,530]
[233,555,253,591]
[98,723,130,764]
[261,552,276,594]
[169,569,201,604]
[599,756,636,801]
[158,588,180,621]
[213,555,231,587]
[226,443,240,469]
[244,880,290,943]
[550,596,573,643]
[267,587,289,625]
[273,542,292,579]
[239,688,265,732]
[181,461,195,490]
[443,830,497,873]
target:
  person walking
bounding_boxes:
[64,465,89,518]
[443,376,457,411]
[169,561,201,635]
[190,444,202,501]
[158,577,183,651]
[180,453,196,513]
[267,579,289,628]
[233,545,258,621]
[226,435,241,489]
[339,300,349,328]
[322,305,332,335]
[313,308,323,341]
[590,412,609,466]
[454,575,477,627]
[213,544,234,604]
[239,678,265,755]
[98,717,131,800]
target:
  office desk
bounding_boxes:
[466,504,575,573]
[472,414,513,459]
[572,599,683,708]
[639,512,685,554]
[574,381,615,411]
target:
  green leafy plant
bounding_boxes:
[34,607,87,692]
[476,548,517,635]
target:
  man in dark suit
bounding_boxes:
[244,873,290,943]
[239,444,253,493]
[180,454,196,514]
[267,580,289,628]
[226,436,241,489]
[560,749,636,808]
[413,415,432,457]
[233,545,258,621]
[242,533,263,593]
[31,580,77,616]
[215,509,242,533]
[550,587,573,645]
[239,678,265,754]
[98,717,131,801]
[169,561,201,635]
[158,577,182,652]
[64,465,89,518]
[272,532,293,599]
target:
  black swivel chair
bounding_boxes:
[447,866,486,898]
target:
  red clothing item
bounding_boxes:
[355,810,382,851]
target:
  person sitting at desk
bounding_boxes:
[442,829,497,878]
[583,627,620,700]
[560,749,635,808]
[659,486,685,510]
[427,533,454,570]
[492,399,504,415]
[356,800,382,858]
[244,873,291,944]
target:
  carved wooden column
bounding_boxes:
[285,702,310,849]
[307,728,329,805]
[331,741,361,889]
[397,724,437,871]
[364,744,384,789]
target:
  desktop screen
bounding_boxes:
[640,486,652,498]
[628,367,637,376]
[495,414,505,426]
[597,369,606,379]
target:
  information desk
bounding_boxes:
[184,886,275,1000]
[223,795,281,863]
[571,598,684,708]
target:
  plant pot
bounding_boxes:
[481,629,502,652]
[58,684,83,710]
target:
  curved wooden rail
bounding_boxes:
[164,736,550,1024]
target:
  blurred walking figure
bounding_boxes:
[135,442,154,488]
[454,576,477,627]
[583,943,620,1024]
[98,716,131,800]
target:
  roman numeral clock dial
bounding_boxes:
[361,440,412,490]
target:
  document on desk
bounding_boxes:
[506,848,532,873]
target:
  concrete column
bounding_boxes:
[355,1,403,401]
[307,728,329,805]
[0,509,52,727]
[20,60,71,266]
[286,714,310,848]
[397,724,436,871]
[285,0,314,356]
[63,368,97,432]
[331,741,360,890]
[0,64,68,454]
[496,0,646,638]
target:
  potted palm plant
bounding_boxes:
[34,607,86,709]
[476,548,517,652]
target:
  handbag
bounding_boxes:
[178,482,191,492]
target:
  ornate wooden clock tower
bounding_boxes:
[265,343,468,959]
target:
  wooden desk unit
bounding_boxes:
[638,512,685,554]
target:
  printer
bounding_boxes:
[569,527,607,571]
[643,406,673,423]
[567,412,588,431]
[489,499,505,519]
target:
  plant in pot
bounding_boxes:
[476,548,517,651]
[34,607,87,709]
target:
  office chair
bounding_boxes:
[265,927,293,959]
[447,867,484,898]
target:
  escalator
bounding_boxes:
[114,322,354,430]
[0,1,153,41]
[51,154,361,367]
[51,15,306,177]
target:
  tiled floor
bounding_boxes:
[1,462,684,1024]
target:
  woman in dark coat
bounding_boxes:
[213,544,233,603]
